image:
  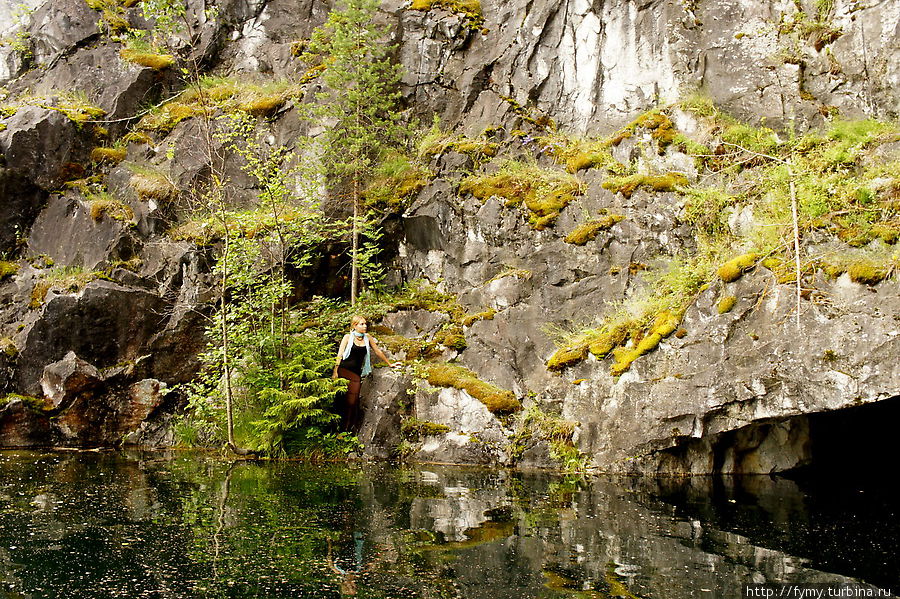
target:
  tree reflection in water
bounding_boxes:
[0,450,895,599]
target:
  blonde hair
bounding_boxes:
[349,314,367,329]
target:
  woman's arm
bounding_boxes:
[333,334,349,378]
[369,338,400,367]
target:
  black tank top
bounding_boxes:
[340,343,367,375]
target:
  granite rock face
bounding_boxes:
[0,0,898,469]
[394,0,900,133]
[392,145,900,473]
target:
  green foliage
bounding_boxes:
[301,0,408,300]
[682,187,739,238]
[247,334,349,456]
[302,0,406,183]
[542,99,899,376]
[508,405,585,472]
[678,93,718,117]
[135,0,187,42]
[721,123,781,155]
[181,235,352,456]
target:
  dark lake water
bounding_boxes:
[0,450,896,599]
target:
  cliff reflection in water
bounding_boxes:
[0,451,895,599]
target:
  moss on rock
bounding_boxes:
[460,162,584,230]
[0,261,19,280]
[602,172,688,199]
[90,147,126,165]
[401,417,451,440]
[547,345,588,372]
[120,48,176,70]
[717,295,737,314]
[424,363,520,414]
[718,253,759,283]
[564,214,624,245]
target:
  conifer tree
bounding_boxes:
[303,0,406,304]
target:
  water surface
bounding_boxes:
[0,451,895,598]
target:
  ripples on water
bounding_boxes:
[0,450,896,599]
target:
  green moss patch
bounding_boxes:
[409,0,483,27]
[602,172,688,199]
[129,169,178,202]
[30,267,109,309]
[89,197,134,222]
[508,405,583,470]
[417,126,497,160]
[819,257,892,285]
[90,146,126,165]
[0,337,17,358]
[609,311,681,376]
[540,135,618,173]
[401,417,451,440]
[120,48,175,70]
[461,308,495,327]
[460,161,585,229]
[1,393,51,412]
[718,253,759,283]
[136,77,303,134]
[136,101,204,134]
[547,320,632,372]
[424,363,520,414]
[168,205,311,245]
[609,109,678,153]
[364,154,431,213]
[564,214,624,245]
[546,344,587,372]
[0,261,19,280]
[0,92,105,127]
[717,295,737,314]
[543,103,900,379]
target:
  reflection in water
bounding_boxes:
[0,451,895,599]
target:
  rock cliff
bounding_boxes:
[1,0,898,473]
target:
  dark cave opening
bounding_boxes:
[788,394,900,481]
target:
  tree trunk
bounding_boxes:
[351,179,359,306]
[789,166,802,330]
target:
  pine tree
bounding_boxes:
[303,0,406,304]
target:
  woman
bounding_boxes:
[332,315,400,431]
